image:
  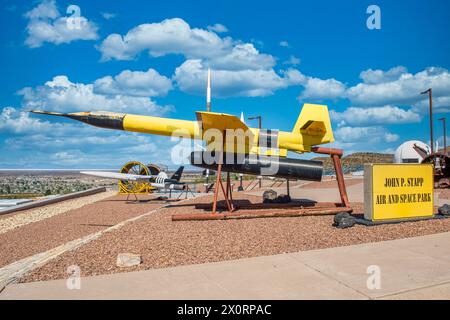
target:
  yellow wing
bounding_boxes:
[196,111,250,132]
[196,111,254,154]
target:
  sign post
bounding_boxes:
[364,164,434,221]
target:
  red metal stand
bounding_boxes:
[312,147,350,207]
[211,161,235,215]
[172,147,351,221]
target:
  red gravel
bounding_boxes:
[193,179,303,193]
[437,189,450,200]
[0,195,167,268]
[304,178,363,189]
[20,193,450,283]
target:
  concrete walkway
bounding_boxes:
[1,232,450,300]
[245,178,364,203]
[246,180,450,206]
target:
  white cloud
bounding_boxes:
[3,123,142,149]
[359,66,408,84]
[334,126,399,144]
[98,18,275,70]
[295,66,450,115]
[97,18,307,98]
[282,69,307,84]
[101,12,116,20]
[24,0,98,48]
[251,38,264,48]
[210,43,275,71]
[93,68,173,97]
[283,55,300,66]
[436,135,450,150]
[0,106,178,168]
[330,105,421,126]
[207,23,228,33]
[50,151,78,162]
[25,0,59,20]
[279,41,290,47]
[18,75,172,114]
[299,77,346,100]
[0,107,54,134]
[2,134,175,168]
[98,18,233,61]
[385,132,400,143]
[174,60,303,97]
[347,67,450,108]
[412,95,450,114]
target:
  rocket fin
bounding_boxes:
[170,166,184,181]
[292,103,334,146]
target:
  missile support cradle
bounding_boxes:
[173,146,351,221]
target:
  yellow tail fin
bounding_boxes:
[293,103,334,146]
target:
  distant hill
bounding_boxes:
[312,152,394,174]
[439,146,450,155]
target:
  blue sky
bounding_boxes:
[0,0,449,169]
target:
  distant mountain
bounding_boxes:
[312,152,394,174]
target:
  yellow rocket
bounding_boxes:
[31,103,334,157]
[31,66,337,182]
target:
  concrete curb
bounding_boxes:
[0,187,107,216]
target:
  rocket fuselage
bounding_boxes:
[189,151,323,181]
[31,103,337,182]
[38,110,308,153]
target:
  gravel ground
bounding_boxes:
[437,189,450,200]
[0,191,116,235]
[0,194,167,268]
[194,179,305,193]
[303,178,363,189]
[20,193,450,283]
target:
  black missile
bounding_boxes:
[189,151,323,181]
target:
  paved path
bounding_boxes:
[246,179,364,203]
[2,232,449,299]
[246,180,450,206]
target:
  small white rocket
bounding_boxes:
[206,68,211,112]
[205,68,212,178]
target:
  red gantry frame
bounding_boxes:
[172,147,352,221]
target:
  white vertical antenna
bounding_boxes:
[205,68,212,179]
[206,68,211,112]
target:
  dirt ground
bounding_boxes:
[20,191,450,283]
